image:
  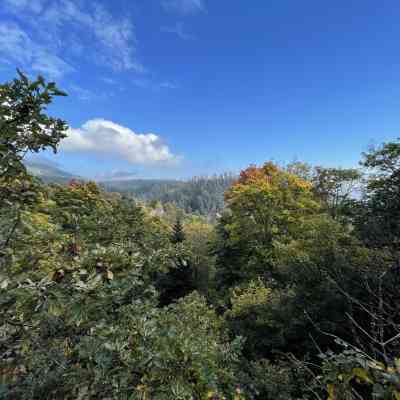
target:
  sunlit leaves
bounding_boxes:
[0,70,67,181]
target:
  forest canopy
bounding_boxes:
[2,72,400,400]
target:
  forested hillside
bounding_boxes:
[25,162,236,218]
[100,174,236,217]
[2,73,400,399]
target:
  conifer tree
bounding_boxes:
[157,218,196,305]
[171,218,186,244]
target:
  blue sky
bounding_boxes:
[1,0,400,179]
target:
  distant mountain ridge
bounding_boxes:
[25,160,78,183]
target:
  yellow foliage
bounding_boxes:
[230,280,272,317]
[327,383,335,400]
[352,367,373,384]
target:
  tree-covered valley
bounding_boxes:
[25,159,236,219]
[2,72,400,400]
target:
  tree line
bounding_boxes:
[100,173,236,218]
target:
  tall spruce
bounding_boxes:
[171,218,186,244]
[157,218,195,306]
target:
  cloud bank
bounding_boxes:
[61,119,181,166]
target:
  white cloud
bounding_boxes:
[162,0,205,14]
[31,54,75,78]
[0,22,74,78]
[42,1,143,72]
[61,119,181,165]
[1,0,143,74]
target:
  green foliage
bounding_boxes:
[311,166,361,220]
[215,162,320,294]
[155,175,236,217]
[214,162,378,361]
[184,220,217,297]
[1,178,245,399]
[0,70,67,181]
[244,359,309,400]
[172,218,186,244]
[305,344,400,400]
[100,174,236,218]
[3,71,400,400]
[0,71,68,266]
[356,139,400,250]
[2,271,243,399]
[0,72,245,400]
[156,244,196,306]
